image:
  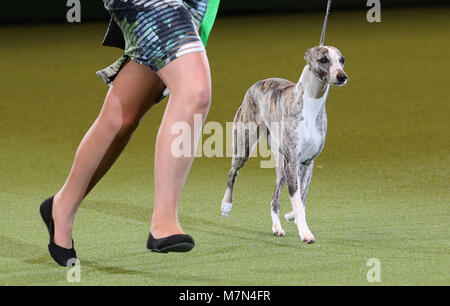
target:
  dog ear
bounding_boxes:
[304,47,315,65]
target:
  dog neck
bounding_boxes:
[296,65,329,99]
[294,65,330,121]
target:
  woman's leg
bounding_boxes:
[151,51,211,238]
[52,61,165,248]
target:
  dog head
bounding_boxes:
[304,46,348,86]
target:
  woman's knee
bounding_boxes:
[99,106,141,138]
[195,83,212,111]
[176,81,211,114]
[118,115,141,137]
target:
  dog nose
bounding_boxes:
[337,73,347,83]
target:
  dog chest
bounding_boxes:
[294,91,327,162]
[295,122,324,162]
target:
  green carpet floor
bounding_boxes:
[0,7,449,285]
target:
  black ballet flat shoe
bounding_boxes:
[147,233,195,253]
[39,196,77,267]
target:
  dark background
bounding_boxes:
[1,0,448,23]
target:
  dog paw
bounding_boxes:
[221,202,233,218]
[300,233,316,244]
[272,228,286,237]
[284,211,295,222]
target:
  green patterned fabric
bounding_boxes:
[97,0,217,92]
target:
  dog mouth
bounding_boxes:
[331,80,347,86]
[313,70,348,86]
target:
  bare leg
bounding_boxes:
[52,61,165,248]
[151,52,212,238]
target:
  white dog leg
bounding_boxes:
[285,162,314,224]
[289,190,315,243]
[221,189,233,218]
[270,163,286,236]
[222,168,239,218]
[271,211,286,236]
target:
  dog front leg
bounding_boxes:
[285,161,314,222]
[271,157,286,236]
[284,160,315,244]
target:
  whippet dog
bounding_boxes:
[221,46,348,243]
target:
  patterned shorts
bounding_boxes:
[97,0,213,91]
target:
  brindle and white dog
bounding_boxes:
[221,46,348,243]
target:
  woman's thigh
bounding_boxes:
[101,60,166,123]
[156,51,211,99]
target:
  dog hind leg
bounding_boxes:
[221,101,262,217]
[221,157,244,217]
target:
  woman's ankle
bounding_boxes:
[52,194,76,248]
[52,218,74,249]
[150,222,185,239]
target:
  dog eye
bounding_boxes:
[340,58,346,65]
[319,57,329,64]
